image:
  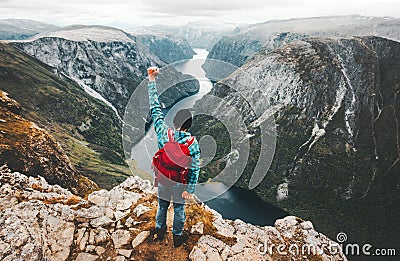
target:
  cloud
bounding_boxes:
[137,0,300,16]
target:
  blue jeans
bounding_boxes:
[155,183,186,235]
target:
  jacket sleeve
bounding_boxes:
[186,139,201,194]
[147,80,168,148]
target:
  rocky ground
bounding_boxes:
[0,166,346,260]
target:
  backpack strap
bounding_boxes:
[167,128,175,142]
[184,136,195,147]
[169,128,195,147]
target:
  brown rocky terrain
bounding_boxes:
[0,91,97,196]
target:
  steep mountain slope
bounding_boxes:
[0,43,130,189]
[192,36,400,251]
[0,18,59,40]
[0,91,97,196]
[0,167,347,260]
[13,25,199,117]
[135,34,195,64]
[207,16,400,68]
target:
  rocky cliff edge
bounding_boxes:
[0,166,347,261]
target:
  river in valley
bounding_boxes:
[130,48,287,226]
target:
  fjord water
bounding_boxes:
[131,48,287,226]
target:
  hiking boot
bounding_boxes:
[153,227,167,241]
[173,231,189,247]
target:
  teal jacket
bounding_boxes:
[147,80,200,193]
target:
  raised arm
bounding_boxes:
[147,67,168,148]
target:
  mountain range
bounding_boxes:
[12,25,198,117]
[0,15,399,260]
[207,15,400,68]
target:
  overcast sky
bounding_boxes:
[1,0,399,28]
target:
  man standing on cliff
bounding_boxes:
[147,67,201,247]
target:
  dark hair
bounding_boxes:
[173,109,192,130]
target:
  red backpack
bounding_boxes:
[152,129,195,186]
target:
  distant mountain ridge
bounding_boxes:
[0,18,59,40]
[132,19,239,49]
[207,15,400,67]
[27,24,135,43]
